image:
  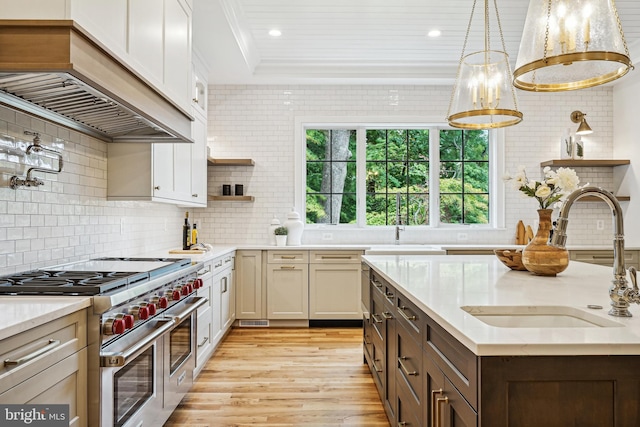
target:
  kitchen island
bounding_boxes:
[362,254,640,427]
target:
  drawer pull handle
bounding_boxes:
[398,422,408,427]
[372,314,383,324]
[385,292,395,301]
[5,339,61,366]
[398,356,418,376]
[431,388,443,427]
[321,255,352,259]
[198,267,211,276]
[198,336,209,348]
[398,306,417,321]
[215,261,223,268]
[372,280,383,288]
[382,311,393,320]
[372,359,383,373]
[280,255,297,259]
[435,396,449,427]
[280,266,295,270]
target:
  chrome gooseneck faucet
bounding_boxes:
[551,186,639,317]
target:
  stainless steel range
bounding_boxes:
[0,257,207,427]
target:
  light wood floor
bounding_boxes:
[164,327,389,427]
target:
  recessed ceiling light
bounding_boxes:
[428,29,441,38]
[269,29,282,37]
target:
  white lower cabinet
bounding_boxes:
[0,310,88,427]
[235,250,265,319]
[266,250,309,319]
[194,251,236,378]
[236,249,363,322]
[194,260,214,377]
[309,261,362,320]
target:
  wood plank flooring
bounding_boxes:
[164,327,389,427]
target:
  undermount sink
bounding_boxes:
[365,245,446,255]
[461,305,624,328]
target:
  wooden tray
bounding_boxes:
[168,249,206,254]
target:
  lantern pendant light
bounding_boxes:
[447,0,522,130]
[513,0,633,92]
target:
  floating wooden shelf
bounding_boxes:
[207,158,255,166]
[208,195,255,202]
[540,159,630,167]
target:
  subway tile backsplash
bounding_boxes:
[0,84,619,275]
[196,84,616,247]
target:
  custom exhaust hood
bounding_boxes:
[0,20,193,143]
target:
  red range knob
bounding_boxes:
[193,278,203,289]
[123,314,134,329]
[158,297,168,308]
[112,319,126,334]
[181,284,191,295]
[138,306,150,320]
[172,290,181,301]
[147,303,157,315]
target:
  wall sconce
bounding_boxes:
[570,111,593,135]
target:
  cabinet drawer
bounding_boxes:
[570,250,638,267]
[424,316,478,409]
[396,292,423,342]
[211,256,226,274]
[397,322,423,403]
[371,291,386,341]
[0,347,88,426]
[0,310,87,394]
[371,271,396,306]
[267,250,309,264]
[196,307,213,362]
[370,334,385,402]
[197,261,213,279]
[309,250,362,264]
[363,314,373,361]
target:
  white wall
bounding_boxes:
[0,107,186,275]
[613,68,640,247]
[196,84,619,247]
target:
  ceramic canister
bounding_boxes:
[284,208,303,246]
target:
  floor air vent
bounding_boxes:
[238,320,269,327]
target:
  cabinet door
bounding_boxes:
[153,144,176,199]
[71,0,128,57]
[173,143,192,201]
[211,271,223,346]
[309,264,361,319]
[443,378,477,427]
[221,269,233,331]
[129,0,164,86]
[164,0,192,109]
[190,113,208,205]
[235,251,263,319]
[266,264,309,319]
[0,349,88,427]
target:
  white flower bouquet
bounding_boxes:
[503,166,581,210]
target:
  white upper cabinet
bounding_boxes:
[0,0,193,113]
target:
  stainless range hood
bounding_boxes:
[0,20,193,143]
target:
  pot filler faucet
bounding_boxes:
[551,186,639,317]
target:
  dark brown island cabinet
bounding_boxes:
[363,268,640,427]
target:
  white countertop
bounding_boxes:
[0,296,92,341]
[363,254,640,356]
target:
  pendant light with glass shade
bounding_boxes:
[447,0,523,130]
[513,0,633,92]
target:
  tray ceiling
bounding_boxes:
[193,0,640,85]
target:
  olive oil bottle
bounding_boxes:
[191,223,198,245]
[182,212,191,250]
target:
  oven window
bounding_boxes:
[170,315,192,374]
[114,346,154,427]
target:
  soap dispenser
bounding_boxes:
[268,215,281,245]
[284,208,303,246]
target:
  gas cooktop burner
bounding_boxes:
[0,257,192,295]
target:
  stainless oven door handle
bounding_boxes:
[164,296,208,324]
[100,320,175,367]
